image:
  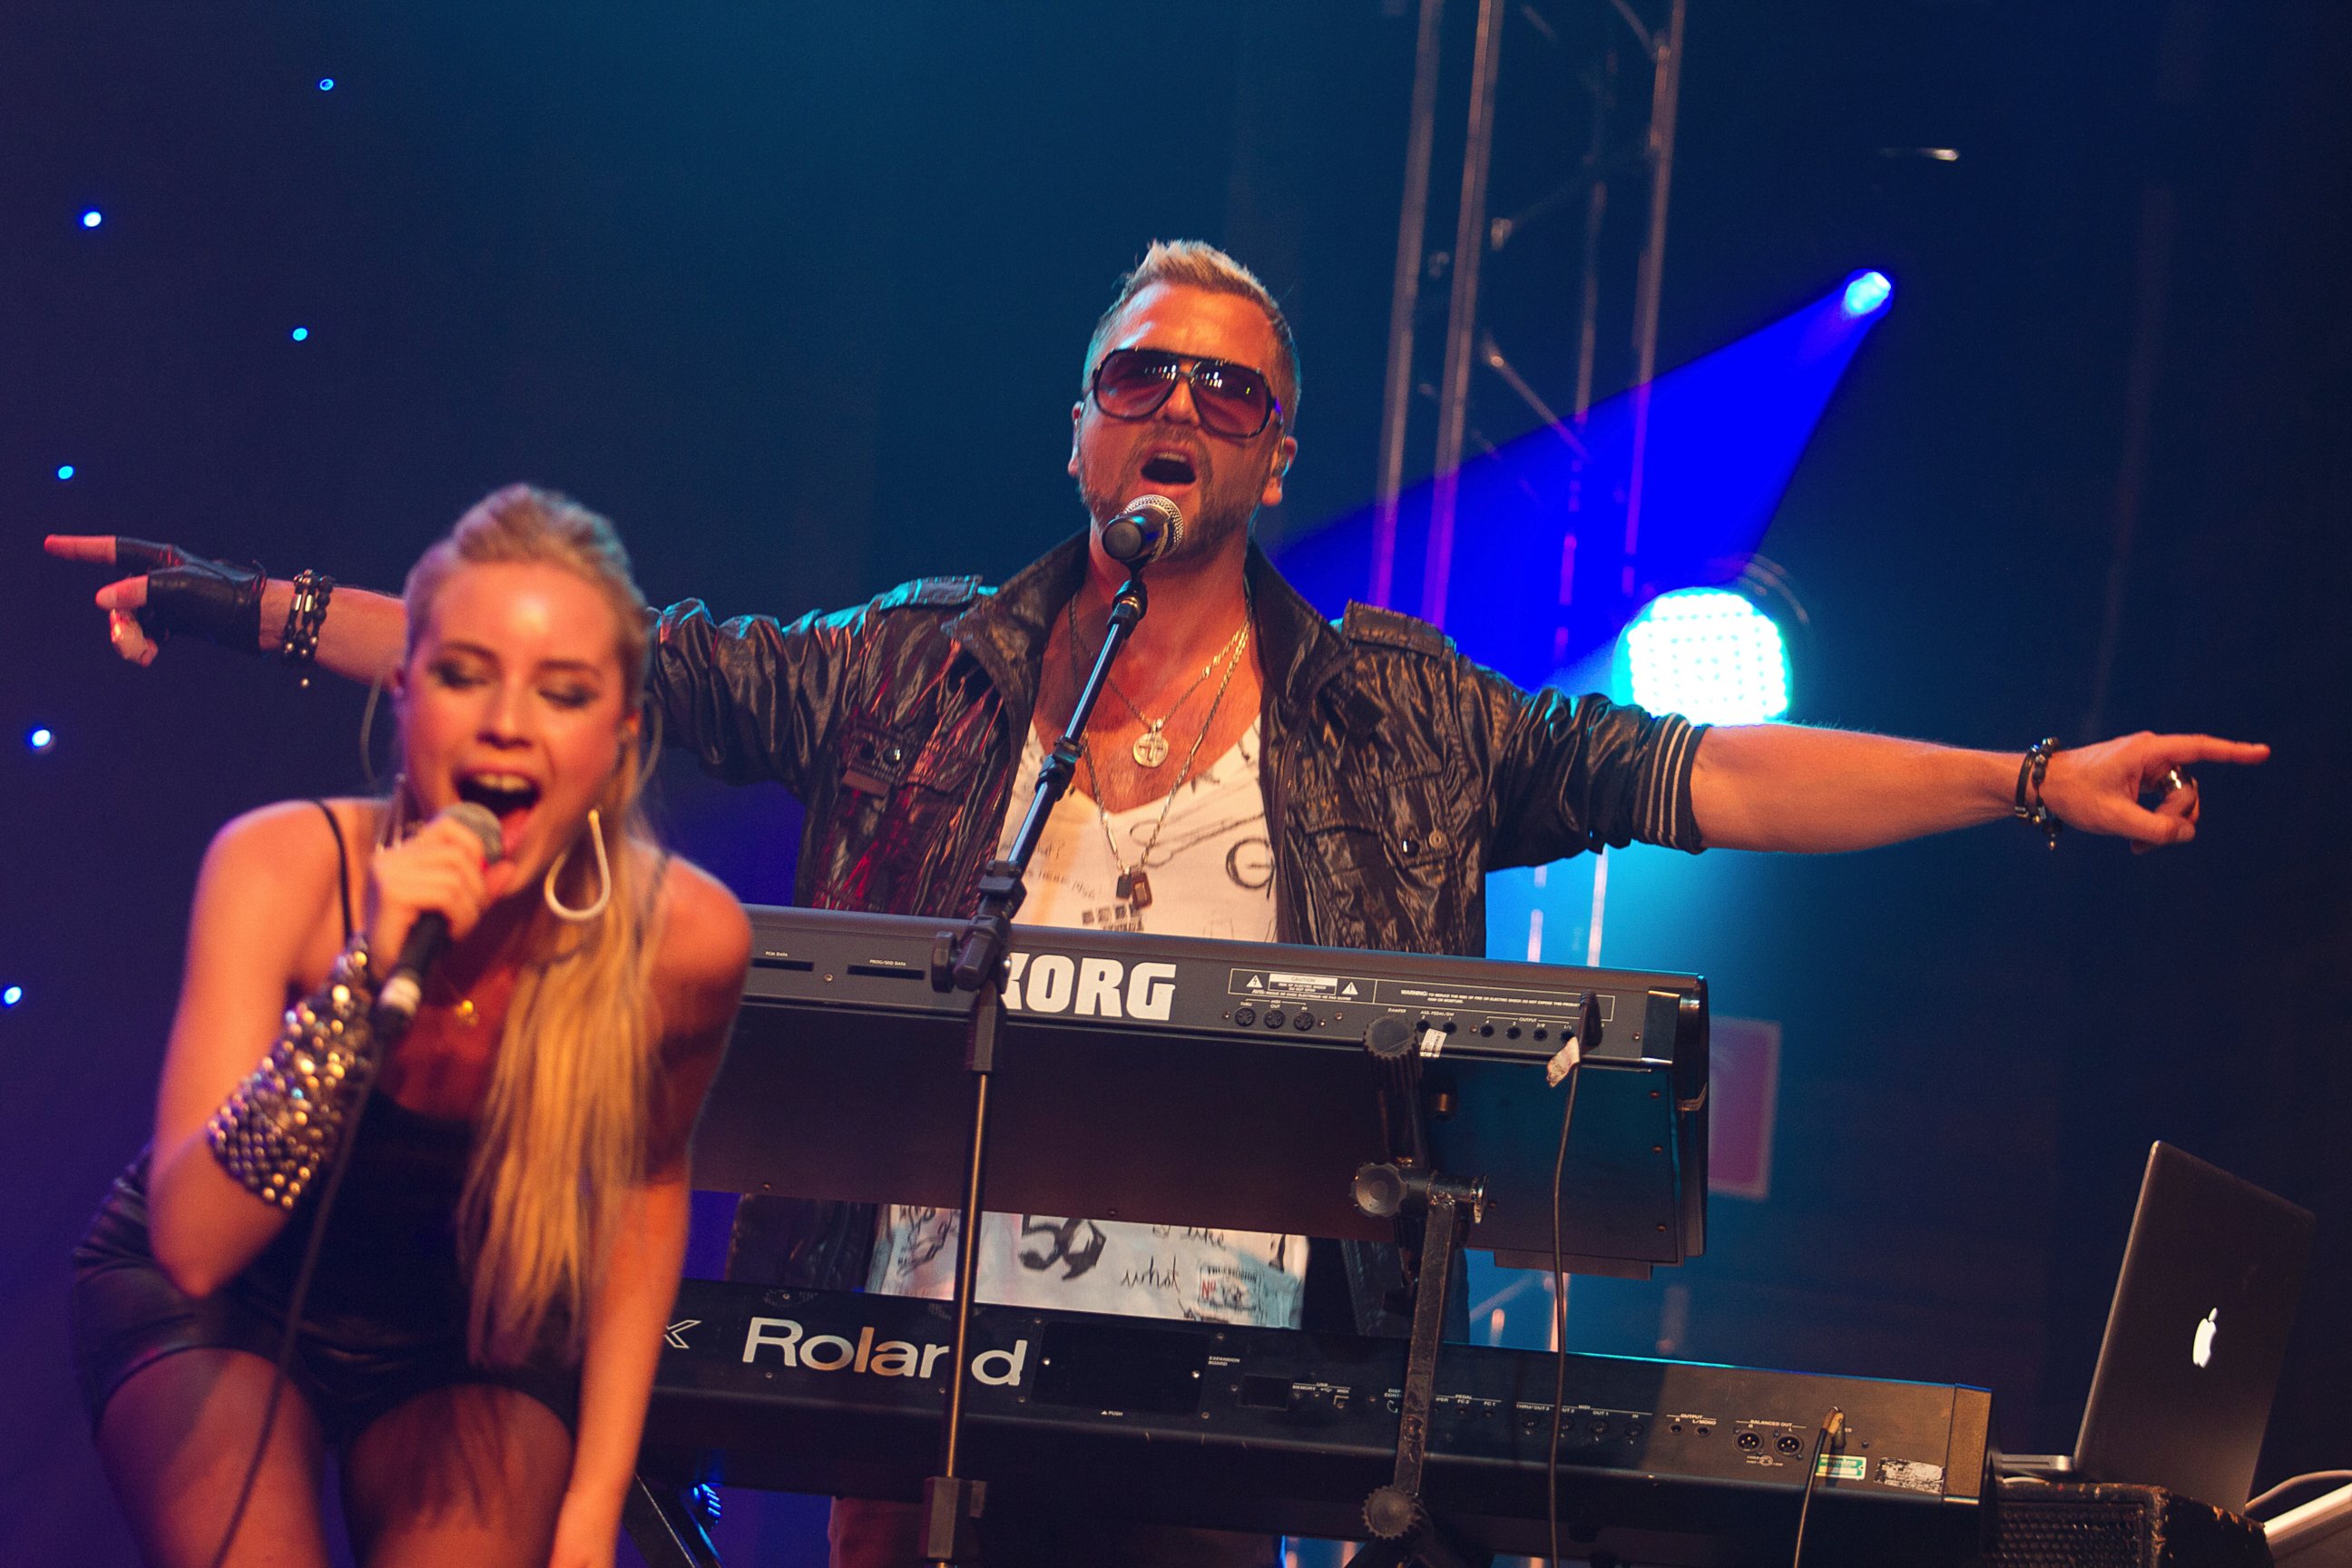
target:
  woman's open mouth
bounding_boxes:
[454,771,543,858]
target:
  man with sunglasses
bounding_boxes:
[50,240,2263,1567]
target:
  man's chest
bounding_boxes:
[1004,721,1277,941]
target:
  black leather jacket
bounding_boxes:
[652,533,1704,1335]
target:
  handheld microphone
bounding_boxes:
[1098,495,1185,567]
[372,800,506,1038]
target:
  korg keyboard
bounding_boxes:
[692,906,1711,1274]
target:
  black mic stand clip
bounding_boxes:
[917,570,1149,1567]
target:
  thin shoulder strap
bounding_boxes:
[310,799,355,943]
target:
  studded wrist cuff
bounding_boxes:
[205,938,378,1210]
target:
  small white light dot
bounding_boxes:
[2,986,21,1009]
[28,727,54,751]
[81,209,103,229]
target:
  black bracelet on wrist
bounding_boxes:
[279,570,336,683]
[2014,736,2063,849]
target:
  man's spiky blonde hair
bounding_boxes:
[1083,240,1301,426]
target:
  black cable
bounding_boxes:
[205,1070,379,1568]
[1545,1059,1582,1568]
[1788,1407,1844,1568]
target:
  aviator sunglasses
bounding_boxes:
[1089,348,1284,439]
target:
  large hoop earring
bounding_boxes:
[544,808,612,923]
[358,672,389,788]
[377,773,413,849]
[635,696,662,788]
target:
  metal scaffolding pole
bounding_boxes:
[1619,0,1686,596]
[1371,0,1689,629]
[1419,0,1507,629]
[1370,0,1448,612]
[1369,0,1693,982]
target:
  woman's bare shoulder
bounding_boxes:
[184,799,360,985]
[648,852,752,1017]
[200,798,357,888]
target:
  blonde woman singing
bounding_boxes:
[72,486,752,1567]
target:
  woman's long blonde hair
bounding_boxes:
[400,484,662,1368]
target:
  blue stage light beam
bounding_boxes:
[1271,273,1892,693]
[55,465,75,481]
[290,326,309,341]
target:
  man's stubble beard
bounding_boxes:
[1078,456,1265,570]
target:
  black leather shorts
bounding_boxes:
[72,1130,577,1450]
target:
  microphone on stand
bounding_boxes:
[1099,495,1185,566]
[372,800,506,1037]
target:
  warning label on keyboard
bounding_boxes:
[1227,969,1367,1002]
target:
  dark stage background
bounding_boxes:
[5,3,2347,1563]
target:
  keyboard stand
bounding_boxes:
[1348,1167,1488,1568]
[1344,995,1599,1568]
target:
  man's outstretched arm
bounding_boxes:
[44,535,406,682]
[1690,722,2269,853]
[45,532,851,798]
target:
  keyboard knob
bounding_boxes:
[1365,1015,1413,1059]
[1364,1485,1421,1542]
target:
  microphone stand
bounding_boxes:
[918,567,1150,1567]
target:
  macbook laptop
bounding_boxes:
[2003,1141,2314,1510]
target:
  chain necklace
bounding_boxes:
[426,969,481,1028]
[1069,620,1250,913]
[1066,600,1250,769]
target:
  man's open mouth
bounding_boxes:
[1140,452,1198,486]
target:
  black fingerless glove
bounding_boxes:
[118,539,267,653]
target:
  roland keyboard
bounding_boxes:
[638,1280,1994,1566]
[692,906,1712,1272]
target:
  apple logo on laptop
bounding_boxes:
[2192,1308,2219,1368]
